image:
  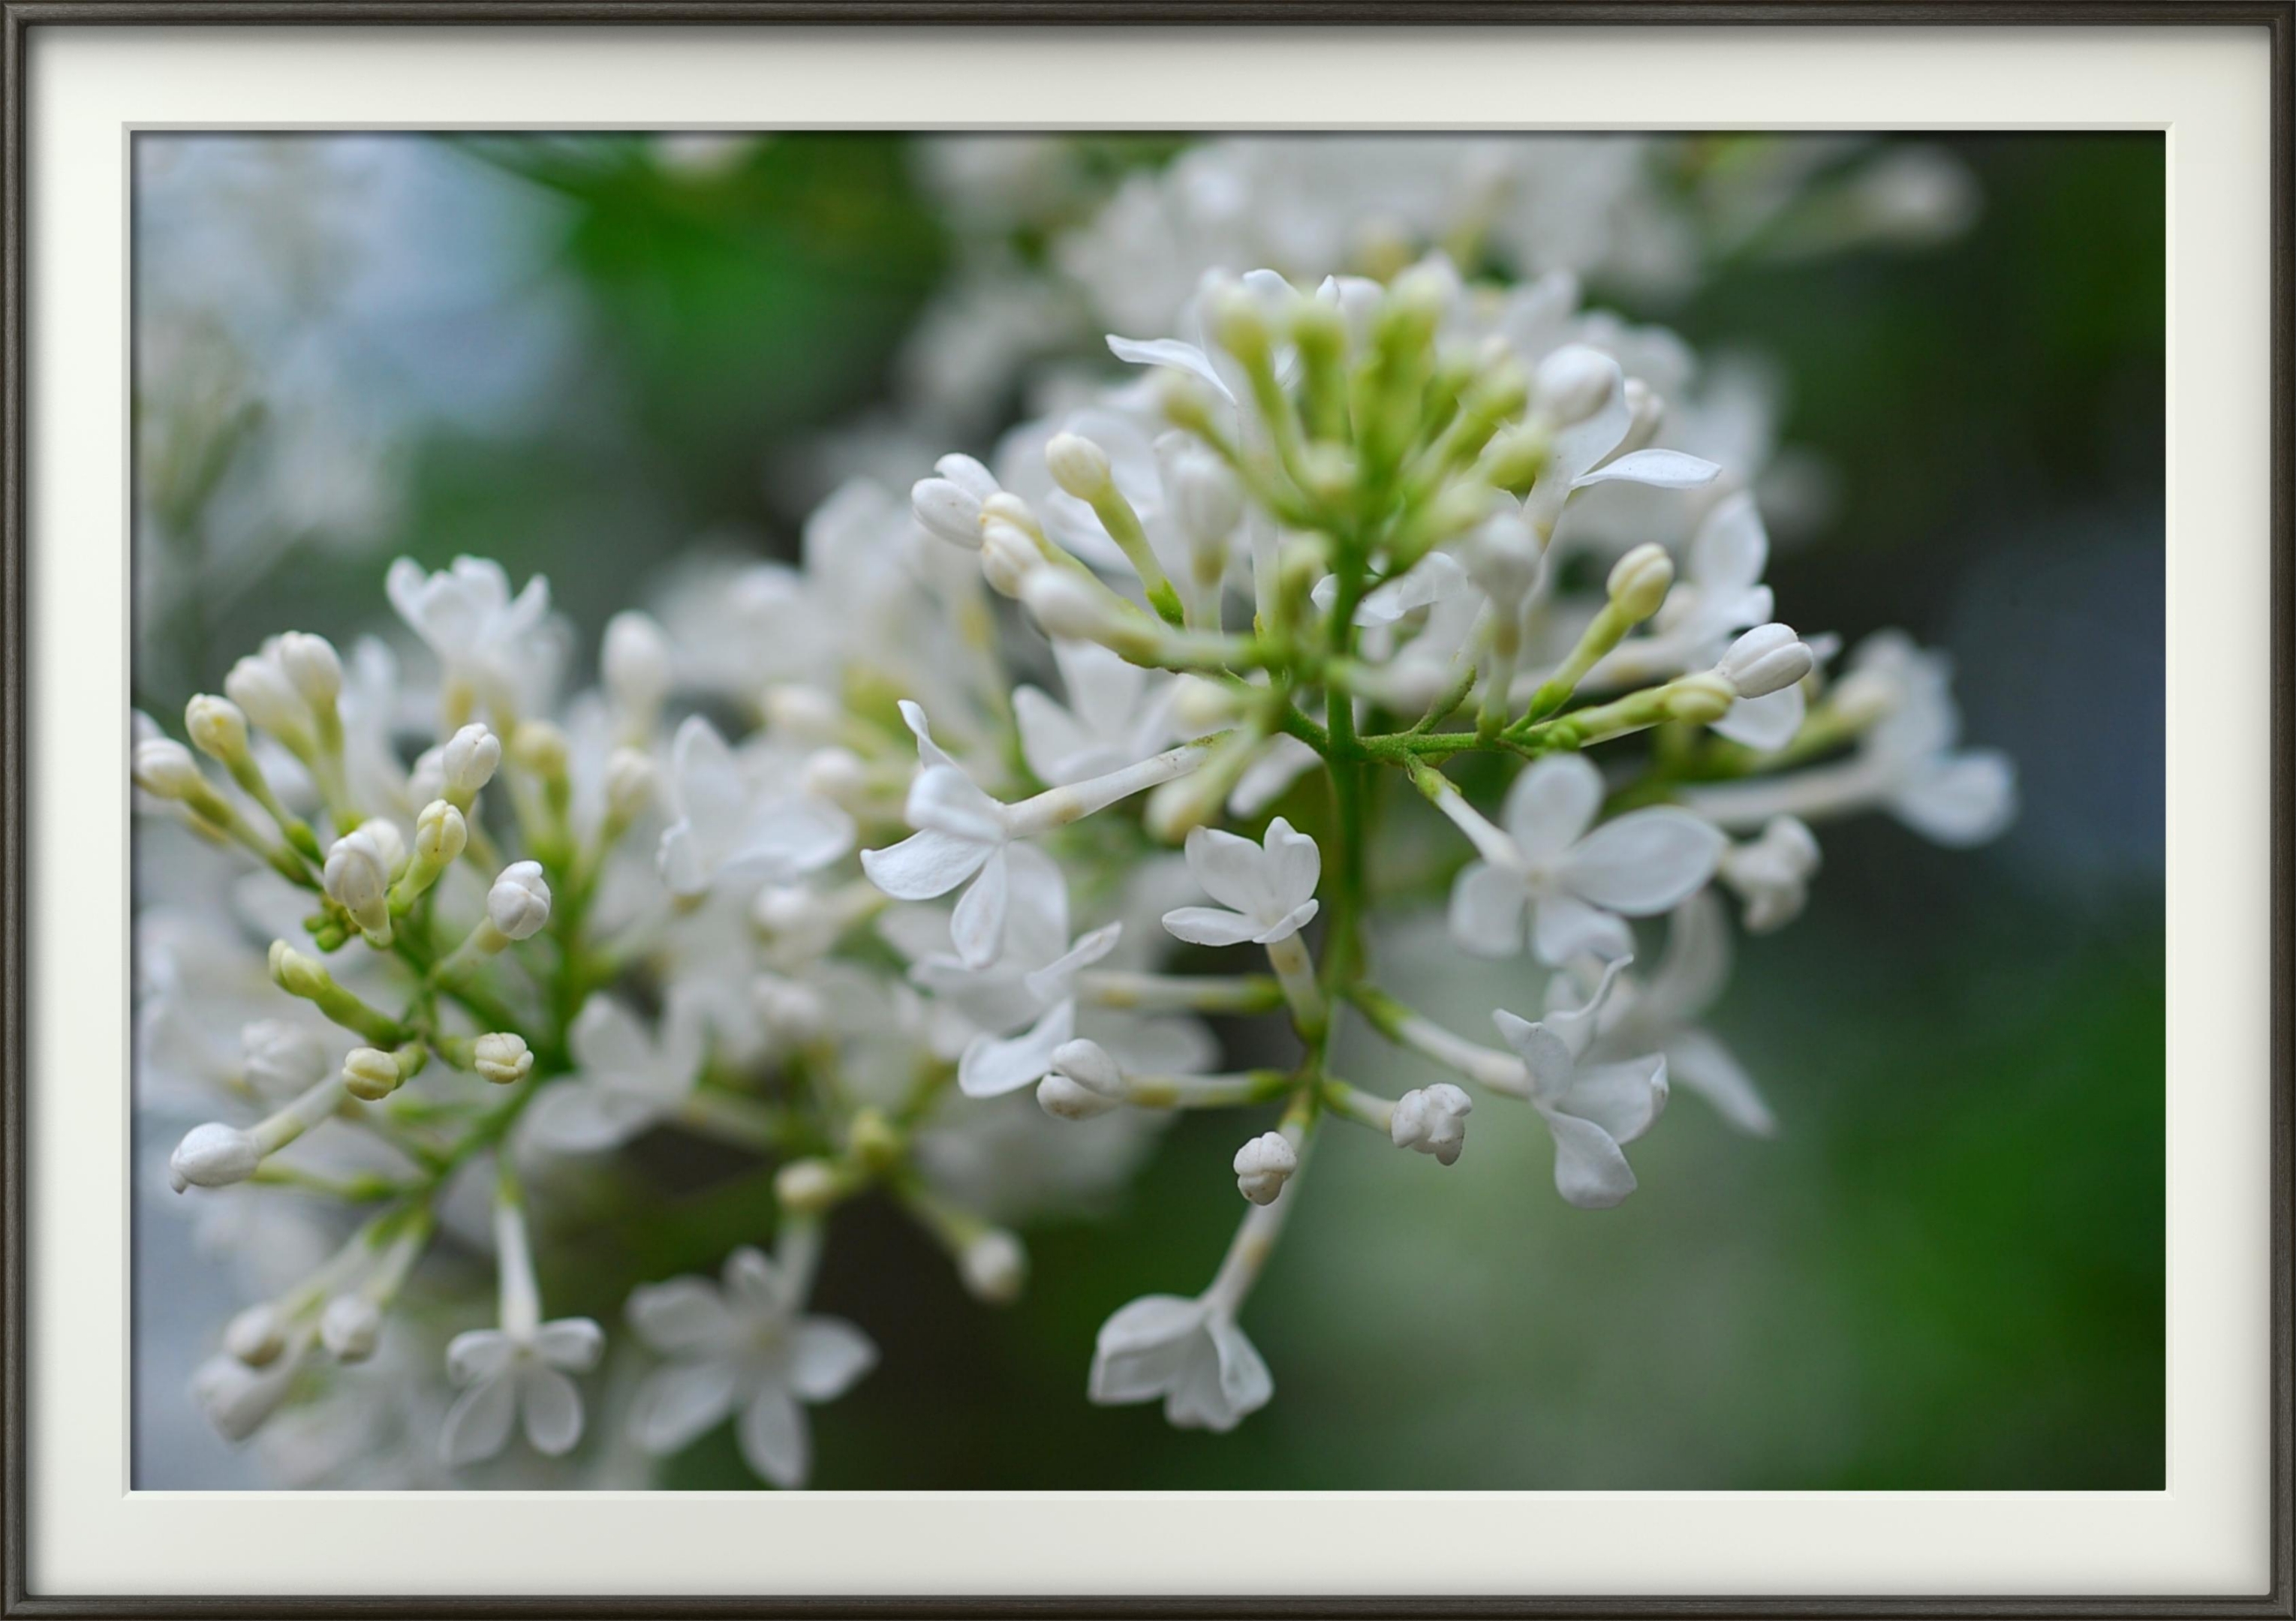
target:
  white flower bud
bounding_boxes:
[978,491,1040,532]
[979,519,1043,598]
[605,747,658,825]
[132,738,206,801]
[1460,510,1542,611]
[241,1021,326,1096]
[224,1302,287,1367]
[414,799,468,868]
[798,747,867,804]
[440,723,502,798]
[1666,672,1738,725]
[1207,278,1273,363]
[958,1229,1028,1304]
[473,1031,534,1085]
[775,1157,844,1214]
[486,861,552,941]
[1232,1130,1298,1206]
[224,654,310,741]
[911,453,999,549]
[276,632,343,708]
[359,817,407,877]
[761,684,841,744]
[1169,675,1244,734]
[1050,1039,1124,1097]
[267,940,334,1000]
[1172,450,1243,551]
[169,1122,262,1192]
[319,1295,382,1362]
[1021,570,1129,645]
[1391,1081,1473,1166]
[340,1047,404,1103]
[1037,1072,1121,1120]
[184,695,251,763]
[192,1348,299,1442]
[913,477,987,549]
[510,719,570,779]
[754,975,828,1045]
[1605,543,1675,622]
[1717,624,1815,699]
[1720,815,1822,934]
[601,611,673,717]
[323,828,394,939]
[1531,344,1619,427]
[1045,431,1115,501]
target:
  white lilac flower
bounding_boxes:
[1561,891,1775,1137]
[626,1245,876,1489]
[440,1196,603,1466]
[1088,1292,1273,1433]
[1494,957,1669,1209]
[1679,630,2017,847]
[1014,639,1175,786]
[657,714,854,901]
[1162,818,1320,948]
[1446,753,1726,965]
[861,701,1019,970]
[384,555,563,725]
[1520,347,1722,537]
[895,845,1123,1098]
[522,994,706,1154]
[1717,815,1822,933]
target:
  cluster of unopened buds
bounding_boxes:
[133,251,2013,1484]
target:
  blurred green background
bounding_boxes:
[134,131,2163,1490]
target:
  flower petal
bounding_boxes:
[627,1358,740,1455]
[445,1328,514,1387]
[1690,490,1770,595]
[1574,447,1722,490]
[1492,1008,1577,1102]
[737,1385,811,1490]
[1556,1054,1669,1144]
[1666,1027,1777,1138]
[534,1316,606,1373]
[1160,906,1262,949]
[1088,1295,1204,1405]
[1182,825,1268,916]
[1531,892,1632,966]
[1560,808,1726,914]
[1890,750,2017,847]
[441,1372,517,1466]
[957,999,1075,1097]
[523,1079,664,1154]
[1503,754,1604,860]
[1261,817,1322,913]
[1106,335,1235,401]
[1023,921,1123,1003]
[1540,1106,1640,1209]
[625,1277,734,1354]
[519,1365,585,1457]
[860,828,992,901]
[788,1317,878,1403]
[568,996,653,1081]
[948,849,1010,970]
[906,763,1007,845]
[1712,685,1804,753]
[1250,900,1318,945]
[1447,862,1527,958]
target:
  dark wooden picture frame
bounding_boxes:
[2,4,2288,1615]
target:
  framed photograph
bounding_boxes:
[5,5,2288,1614]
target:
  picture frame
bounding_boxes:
[3,4,2288,1614]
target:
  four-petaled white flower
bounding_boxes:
[524,994,706,1154]
[626,1247,877,1489]
[1088,1292,1272,1433]
[1448,753,1726,965]
[1558,891,1775,1137]
[386,555,563,720]
[1163,818,1320,947]
[441,1316,605,1465]
[860,701,1020,970]
[1494,956,1669,1210]
[658,715,854,900]
[898,845,1124,1098]
[1717,815,1821,934]
[1015,639,1175,787]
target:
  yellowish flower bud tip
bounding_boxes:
[184,695,251,762]
[132,738,206,801]
[1044,432,1114,502]
[847,1107,904,1174]
[267,940,333,1000]
[510,719,570,778]
[1207,282,1272,364]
